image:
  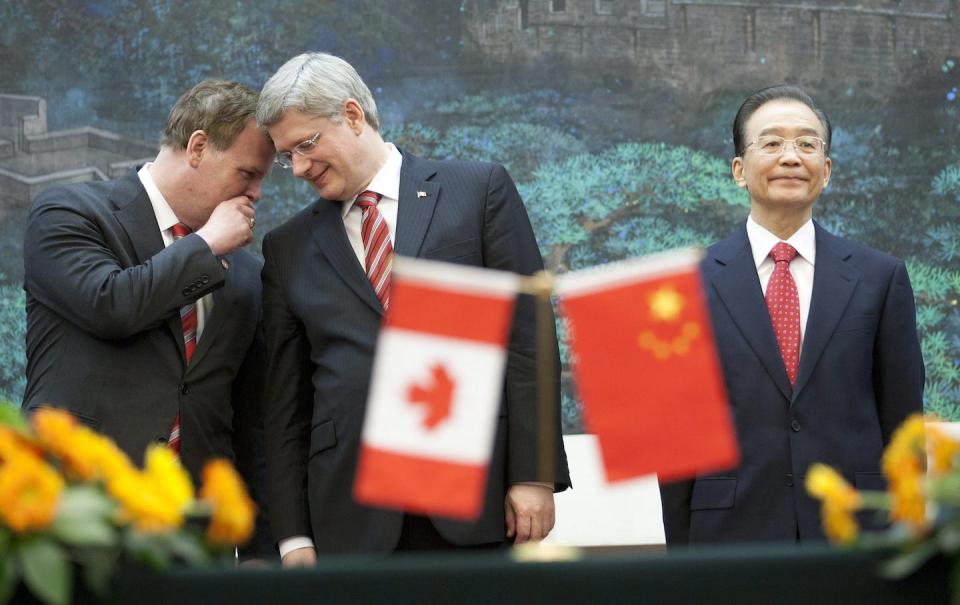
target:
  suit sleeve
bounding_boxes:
[261,234,316,543]
[658,478,693,546]
[23,190,224,339]
[480,164,571,491]
[873,260,925,443]
[230,320,277,560]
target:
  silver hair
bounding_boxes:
[256,52,380,131]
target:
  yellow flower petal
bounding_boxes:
[0,450,65,532]
[199,459,256,546]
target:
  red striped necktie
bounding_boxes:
[355,191,393,310]
[766,242,800,387]
[168,222,198,453]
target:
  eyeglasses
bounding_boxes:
[746,135,826,156]
[274,131,321,169]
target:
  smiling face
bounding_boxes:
[266,106,375,202]
[732,100,832,219]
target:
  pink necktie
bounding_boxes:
[766,242,800,386]
[355,191,393,310]
[168,223,198,453]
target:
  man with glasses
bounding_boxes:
[659,84,924,544]
[23,79,275,559]
[256,52,570,563]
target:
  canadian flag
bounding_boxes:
[354,258,519,520]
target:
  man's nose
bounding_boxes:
[779,142,802,163]
[291,153,311,178]
[246,181,263,203]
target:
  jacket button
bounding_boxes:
[182,288,191,296]
[790,419,801,432]
[180,383,189,395]
[200,275,209,284]
[156,436,168,444]
[785,473,794,487]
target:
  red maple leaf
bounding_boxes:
[406,363,456,430]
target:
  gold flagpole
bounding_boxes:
[520,271,556,486]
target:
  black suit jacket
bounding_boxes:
[660,222,924,544]
[22,170,273,557]
[261,153,570,553]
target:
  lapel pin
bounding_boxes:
[417,191,428,198]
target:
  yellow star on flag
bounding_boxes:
[648,285,685,322]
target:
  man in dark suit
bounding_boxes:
[660,84,925,544]
[255,52,570,564]
[22,79,275,557]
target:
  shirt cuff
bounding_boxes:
[278,536,315,559]
[515,481,555,490]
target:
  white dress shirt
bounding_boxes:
[341,143,402,266]
[137,163,212,338]
[746,215,815,345]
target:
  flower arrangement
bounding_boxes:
[807,413,960,581]
[0,404,256,605]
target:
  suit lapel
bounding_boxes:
[791,224,860,401]
[110,172,188,362]
[394,153,440,258]
[706,228,793,401]
[111,172,165,266]
[310,199,384,315]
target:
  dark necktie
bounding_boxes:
[355,191,393,310]
[766,242,801,386]
[168,222,198,453]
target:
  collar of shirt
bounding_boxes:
[137,163,180,240]
[746,215,816,269]
[340,143,402,218]
[137,162,212,337]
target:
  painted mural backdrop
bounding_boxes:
[1,1,958,431]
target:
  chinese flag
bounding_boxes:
[557,248,738,483]
[354,258,519,520]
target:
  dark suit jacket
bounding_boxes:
[660,222,924,544]
[22,170,273,557]
[261,152,570,553]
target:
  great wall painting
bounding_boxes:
[1,0,958,430]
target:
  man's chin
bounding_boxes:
[306,181,336,199]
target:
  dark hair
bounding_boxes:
[162,79,260,151]
[732,84,832,157]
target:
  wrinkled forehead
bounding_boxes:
[745,100,827,140]
[265,109,328,151]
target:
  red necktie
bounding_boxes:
[168,222,198,453]
[766,242,801,387]
[355,191,393,310]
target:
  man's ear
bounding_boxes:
[343,99,365,135]
[186,130,209,168]
[822,156,832,188]
[732,157,747,188]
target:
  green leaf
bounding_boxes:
[0,404,27,431]
[938,520,960,554]
[74,547,119,597]
[163,532,211,566]
[50,486,118,547]
[51,517,116,548]
[123,531,172,570]
[0,529,16,605]
[16,536,72,605]
[56,485,115,520]
[878,538,940,580]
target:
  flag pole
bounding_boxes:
[521,271,556,486]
